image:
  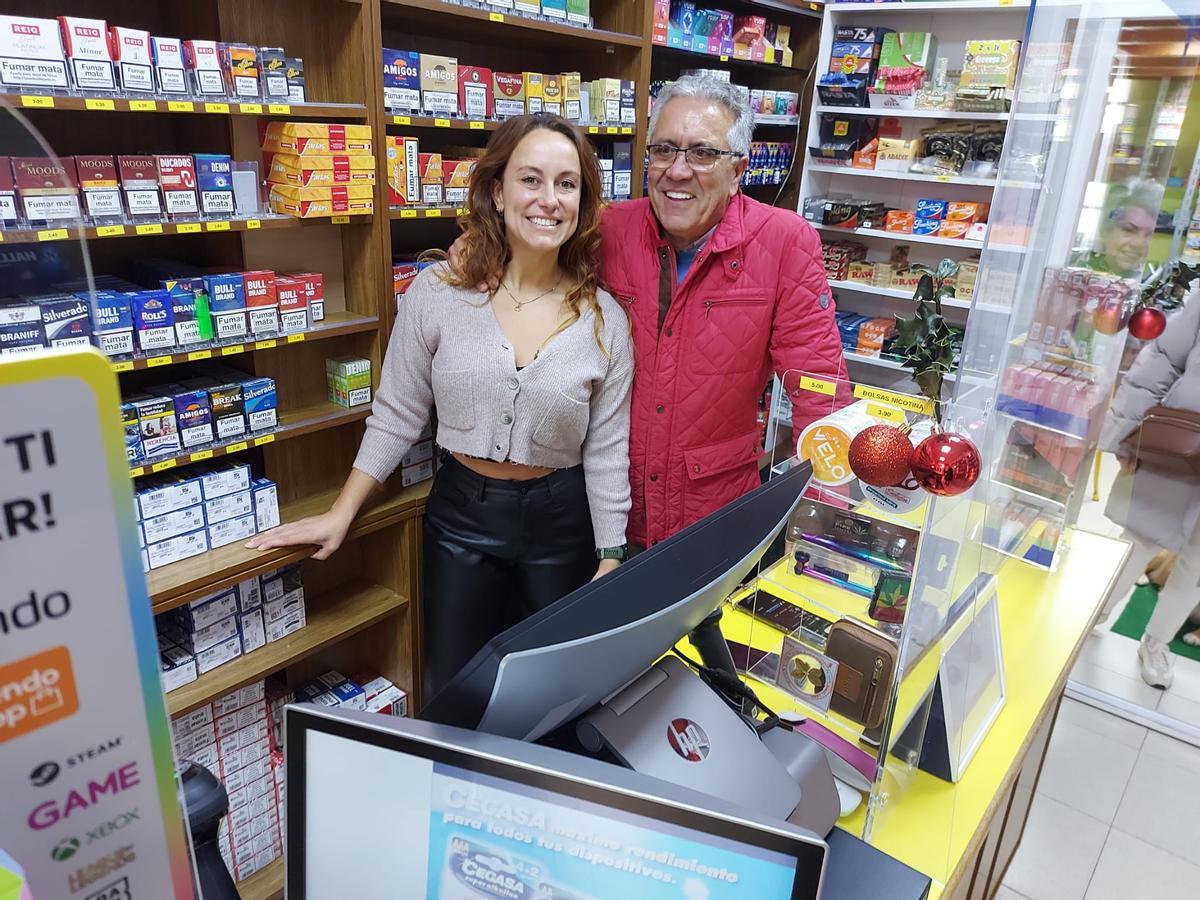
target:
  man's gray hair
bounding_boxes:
[648,75,754,158]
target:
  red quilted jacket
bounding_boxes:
[599,193,848,547]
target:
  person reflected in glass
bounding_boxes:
[1076,178,1163,280]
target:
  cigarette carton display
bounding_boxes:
[259,46,288,99]
[131,289,175,351]
[220,42,259,97]
[252,478,280,532]
[156,155,199,218]
[161,647,197,692]
[142,504,206,545]
[194,154,234,217]
[13,157,81,222]
[163,278,214,345]
[288,271,324,322]
[383,49,421,113]
[562,72,582,121]
[242,377,277,432]
[523,71,544,114]
[209,512,257,549]
[137,473,202,519]
[267,153,375,188]
[196,633,242,674]
[442,159,473,205]
[58,16,115,91]
[268,183,373,218]
[386,135,419,206]
[275,275,309,333]
[151,36,187,94]
[198,382,243,440]
[419,153,443,205]
[494,71,525,119]
[420,53,458,116]
[74,154,122,221]
[109,25,154,93]
[173,389,215,449]
[197,460,251,500]
[203,272,249,340]
[118,155,162,218]
[242,270,279,335]
[0,15,69,90]
[458,64,493,119]
[402,458,434,486]
[285,57,305,103]
[35,295,93,348]
[132,395,181,457]
[262,122,372,156]
[147,527,208,569]
[542,74,562,116]
[326,355,372,408]
[239,609,266,653]
[183,39,224,95]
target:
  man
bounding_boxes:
[600,75,845,551]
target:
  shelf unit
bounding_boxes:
[3,93,367,118]
[0,213,371,244]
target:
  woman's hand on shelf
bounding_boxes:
[245,510,352,561]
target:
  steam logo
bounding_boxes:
[667,718,710,762]
[51,837,80,861]
[30,760,60,786]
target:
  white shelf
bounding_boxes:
[814,105,1011,122]
[809,164,997,187]
[828,279,973,310]
[754,114,801,126]
[826,0,1031,12]
[815,223,986,250]
[845,351,908,371]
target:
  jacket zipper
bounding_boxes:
[862,656,884,716]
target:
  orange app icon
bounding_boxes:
[0,646,79,743]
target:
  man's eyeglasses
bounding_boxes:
[647,143,744,171]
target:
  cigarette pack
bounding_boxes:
[252,478,280,532]
[259,46,288,99]
[151,36,187,94]
[36,295,93,348]
[122,403,142,463]
[0,15,69,90]
[419,153,443,205]
[285,57,305,103]
[594,77,620,124]
[183,39,224,95]
[386,136,419,206]
[58,16,115,92]
[326,355,372,408]
[442,159,474,205]
[287,271,324,322]
[494,72,524,119]
[242,270,279,336]
[137,473,203,519]
[142,504,207,545]
[203,272,248,340]
[263,122,371,155]
[268,183,373,218]
[198,460,251,500]
[420,53,458,116]
[613,142,632,200]
[209,512,257,549]
[523,71,544,114]
[164,278,214,345]
[118,155,162,218]
[0,157,16,224]
[13,157,80,222]
[620,80,635,124]
[383,49,421,113]
[74,154,121,221]
[194,154,235,217]
[220,42,259,98]
[458,65,493,119]
[156,155,199,218]
[174,389,215,449]
[133,395,181,457]
[196,633,242,674]
[131,289,175,351]
[267,153,375,187]
[242,377,278,432]
[567,0,591,26]
[275,275,309,333]
[109,26,154,93]
[562,72,581,121]
[542,74,562,116]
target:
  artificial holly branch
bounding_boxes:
[891,258,960,426]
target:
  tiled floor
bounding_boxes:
[1001,698,1200,899]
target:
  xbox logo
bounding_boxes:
[51,837,80,861]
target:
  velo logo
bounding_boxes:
[0,645,79,743]
[666,718,710,762]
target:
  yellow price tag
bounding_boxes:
[853,384,934,415]
[287,333,305,343]
[37,229,68,242]
[205,102,230,113]
[151,458,178,473]
[254,434,276,447]
[135,223,164,235]
[255,339,277,350]
[187,350,213,361]
[168,100,195,112]
[936,175,951,183]
[605,126,618,134]
[85,98,115,111]
[146,355,173,368]
[96,224,126,237]
[20,95,53,108]
[206,220,230,231]
[866,403,906,424]
[587,126,599,134]
[434,118,451,128]
[268,104,291,115]
[799,376,836,396]
[331,215,350,224]
[177,222,201,233]
[400,209,417,219]
[719,55,729,62]
[0,232,4,241]
[999,0,1014,5]
[469,120,485,130]
[190,449,214,462]
[239,103,263,114]
[392,115,412,125]
[111,360,134,373]
[489,11,505,22]
[620,126,633,134]
[225,441,249,454]
[129,467,144,478]
[129,99,157,111]
[426,208,442,217]
[456,208,467,217]
[221,345,245,356]
[246,219,261,229]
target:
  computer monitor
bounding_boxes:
[286,704,829,900]
[421,460,813,742]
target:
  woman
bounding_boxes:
[247,114,633,701]
[1098,285,1200,688]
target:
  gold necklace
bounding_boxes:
[499,278,560,312]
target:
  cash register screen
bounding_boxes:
[294,726,821,899]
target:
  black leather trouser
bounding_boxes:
[422,454,596,703]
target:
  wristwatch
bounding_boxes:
[596,545,627,561]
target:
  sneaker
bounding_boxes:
[1138,635,1174,689]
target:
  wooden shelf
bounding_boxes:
[166,580,408,716]
[389,205,467,220]
[148,480,431,613]
[382,0,643,48]
[3,94,368,119]
[131,402,370,479]
[653,42,801,73]
[237,858,283,900]
[110,312,380,374]
[384,113,635,136]
[0,214,371,245]
[814,105,1011,122]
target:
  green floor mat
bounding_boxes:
[1111,584,1200,663]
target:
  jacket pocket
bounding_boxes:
[683,429,763,480]
[431,364,475,431]
[687,291,771,376]
[532,391,590,453]
[681,428,763,526]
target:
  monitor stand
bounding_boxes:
[576,655,841,837]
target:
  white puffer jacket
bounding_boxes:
[1099,286,1200,550]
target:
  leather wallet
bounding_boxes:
[826,618,898,730]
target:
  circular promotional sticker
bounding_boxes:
[862,481,927,515]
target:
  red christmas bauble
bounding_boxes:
[1092,297,1130,335]
[848,424,914,487]
[909,432,982,497]
[1129,307,1166,341]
